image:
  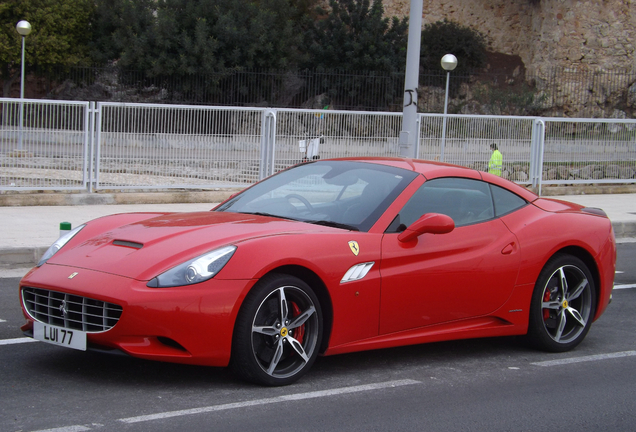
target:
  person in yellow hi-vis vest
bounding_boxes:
[488,143,503,176]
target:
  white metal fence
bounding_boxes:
[1,99,90,190]
[542,118,636,185]
[417,115,536,172]
[95,103,265,190]
[1,98,635,194]
[419,114,636,193]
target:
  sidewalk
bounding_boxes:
[2,193,635,275]
[1,202,215,273]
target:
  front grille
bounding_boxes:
[22,287,123,333]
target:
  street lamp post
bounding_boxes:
[16,20,32,151]
[440,54,457,162]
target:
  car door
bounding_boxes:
[379,177,521,335]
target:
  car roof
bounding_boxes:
[328,157,539,202]
[331,156,459,173]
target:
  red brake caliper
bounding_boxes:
[291,302,305,344]
[542,290,551,321]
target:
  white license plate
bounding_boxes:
[33,321,87,351]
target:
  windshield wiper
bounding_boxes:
[309,220,359,231]
[239,212,299,221]
[238,213,358,230]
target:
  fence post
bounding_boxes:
[94,102,103,190]
[530,118,545,195]
[259,109,277,180]
[86,101,95,193]
[414,116,422,159]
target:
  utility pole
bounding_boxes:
[399,0,423,159]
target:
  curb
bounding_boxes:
[612,221,636,239]
[2,221,635,271]
[1,185,636,207]
[538,184,636,196]
[1,185,634,270]
[0,247,48,270]
[0,190,241,207]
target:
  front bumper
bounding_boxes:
[19,263,254,367]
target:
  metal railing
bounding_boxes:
[1,99,90,191]
[272,109,403,171]
[418,114,636,194]
[96,105,405,189]
[542,118,636,185]
[95,103,266,190]
[1,98,635,194]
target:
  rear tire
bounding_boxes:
[230,273,322,386]
[527,254,596,352]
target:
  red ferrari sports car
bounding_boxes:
[19,158,616,386]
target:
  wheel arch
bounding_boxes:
[261,265,334,354]
[551,246,601,314]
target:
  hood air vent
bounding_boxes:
[113,240,144,249]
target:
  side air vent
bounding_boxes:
[341,262,375,283]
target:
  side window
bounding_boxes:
[490,184,528,216]
[386,178,495,232]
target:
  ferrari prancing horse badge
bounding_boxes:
[348,241,360,256]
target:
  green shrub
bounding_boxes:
[420,19,488,73]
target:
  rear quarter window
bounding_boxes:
[490,184,528,216]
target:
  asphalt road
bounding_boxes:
[1,242,635,432]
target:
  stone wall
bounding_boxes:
[383,0,636,74]
[382,0,636,117]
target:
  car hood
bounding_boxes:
[47,211,332,280]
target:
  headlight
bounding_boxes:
[37,224,86,267]
[147,245,237,288]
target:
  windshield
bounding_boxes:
[215,160,417,232]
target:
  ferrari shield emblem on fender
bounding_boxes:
[348,241,360,256]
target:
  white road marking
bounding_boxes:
[531,350,636,367]
[31,426,92,432]
[0,318,6,323]
[119,379,421,424]
[0,337,38,346]
[615,271,624,274]
[614,284,636,290]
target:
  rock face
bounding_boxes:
[383,0,636,74]
[383,0,636,117]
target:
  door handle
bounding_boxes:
[501,243,516,255]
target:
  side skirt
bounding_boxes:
[324,316,526,356]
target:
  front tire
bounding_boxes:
[527,254,596,352]
[231,274,323,386]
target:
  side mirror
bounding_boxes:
[397,213,455,243]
